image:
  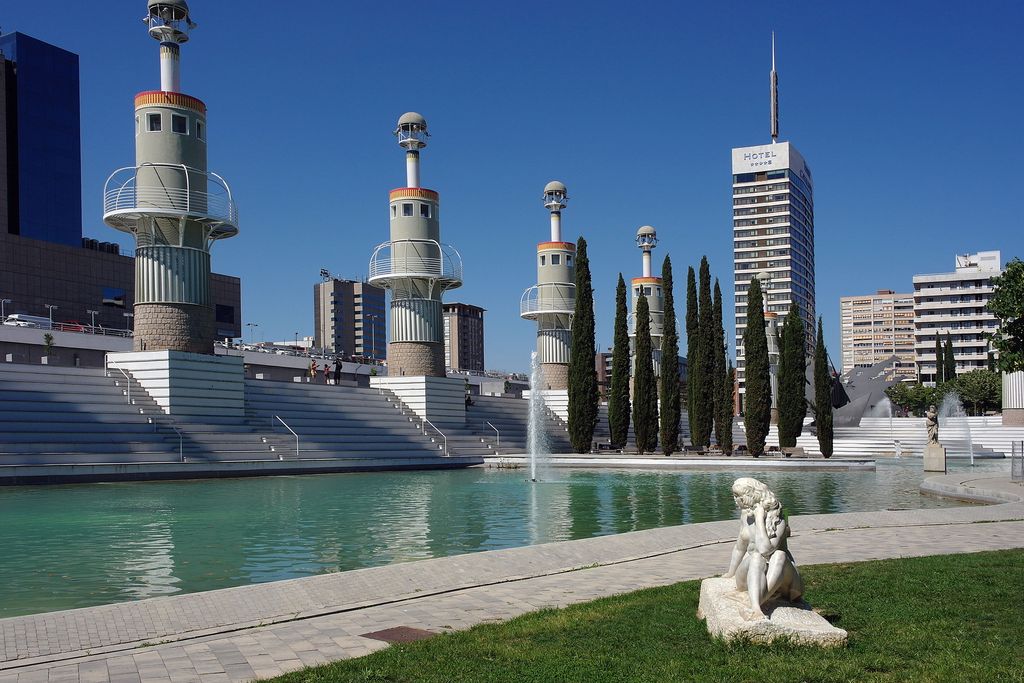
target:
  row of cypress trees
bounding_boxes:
[686,258,734,451]
[933,333,957,383]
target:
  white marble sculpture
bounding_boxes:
[697,477,847,646]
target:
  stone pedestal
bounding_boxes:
[924,443,947,473]
[697,577,847,647]
[107,350,244,417]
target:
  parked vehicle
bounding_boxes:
[2,314,51,329]
[59,321,85,333]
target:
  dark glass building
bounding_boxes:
[0,32,82,247]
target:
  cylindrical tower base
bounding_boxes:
[388,341,445,378]
[1003,371,1024,426]
[541,363,569,391]
[133,303,214,354]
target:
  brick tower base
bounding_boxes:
[387,341,446,378]
[133,303,215,355]
[541,363,569,391]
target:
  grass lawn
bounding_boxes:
[269,550,1023,682]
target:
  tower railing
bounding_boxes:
[103,163,238,236]
[368,239,463,287]
[520,283,576,319]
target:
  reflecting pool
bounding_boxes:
[0,460,1004,617]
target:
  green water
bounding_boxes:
[0,461,1000,618]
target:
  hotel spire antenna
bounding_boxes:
[770,31,779,143]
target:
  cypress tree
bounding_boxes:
[659,256,681,455]
[692,257,714,448]
[943,333,957,383]
[743,276,771,456]
[777,302,806,448]
[685,266,698,433]
[632,294,658,454]
[567,237,598,453]
[712,279,727,447]
[608,274,631,449]
[722,362,735,454]
[934,335,944,383]
[814,316,834,458]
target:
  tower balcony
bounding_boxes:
[521,283,576,320]
[103,164,239,240]
[368,239,463,291]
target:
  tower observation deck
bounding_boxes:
[102,1,238,354]
[630,226,664,376]
[368,113,463,377]
[521,181,575,390]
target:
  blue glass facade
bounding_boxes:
[0,32,82,247]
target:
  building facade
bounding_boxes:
[442,302,485,372]
[913,251,1002,383]
[0,32,82,247]
[313,278,386,359]
[732,141,816,399]
[840,289,916,379]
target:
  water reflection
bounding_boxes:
[0,461,1004,617]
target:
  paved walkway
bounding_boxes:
[1,475,1021,683]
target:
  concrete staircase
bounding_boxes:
[465,395,573,454]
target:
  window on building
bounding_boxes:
[196,120,205,140]
[540,255,546,266]
[551,254,561,265]
[391,205,397,217]
[402,203,413,216]
[102,287,126,308]
[420,203,431,218]
[566,255,572,266]
[147,113,162,132]
[644,287,652,295]
[171,114,188,134]
[215,304,235,324]
[135,116,140,134]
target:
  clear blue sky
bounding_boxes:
[5,1,1023,372]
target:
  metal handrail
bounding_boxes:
[485,421,500,455]
[103,163,238,226]
[274,415,297,460]
[368,239,464,284]
[423,419,448,457]
[105,354,131,405]
[170,425,184,462]
[520,283,576,317]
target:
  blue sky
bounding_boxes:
[5,1,1023,372]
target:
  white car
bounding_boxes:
[2,319,38,328]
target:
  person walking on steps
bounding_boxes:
[309,359,318,383]
[333,359,342,386]
[323,361,331,385]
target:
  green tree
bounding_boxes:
[722,362,735,454]
[632,294,658,454]
[943,333,957,383]
[777,302,807,448]
[987,257,1024,372]
[685,266,698,421]
[42,333,55,358]
[659,256,681,454]
[743,277,771,456]
[952,370,1002,415]
[608,274,631,449]
[814,317,834,458]
[691,257,714,448]
[567,237,598,453]
[712,279,728,447]
[934,335,944,383]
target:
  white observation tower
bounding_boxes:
[521,181,575,390]
[631,226,664,377]
[369,113,463,377]
[103,0,238,354]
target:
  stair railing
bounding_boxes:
[423,419,448,457]
[104,354,130,405]
[485,421,500,455]
[274,415,297,460]
[171,425,184,462]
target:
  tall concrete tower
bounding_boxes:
[369,113,463,377]
[103,1,238,354]
[631,226,664,375]
[520,181,575,390]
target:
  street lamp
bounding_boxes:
[366,314,381,361]
[87,309,99,332]
[0,298,10,319]
[246,322,259,345]
[123,312,134,330]
[44,304,58,329]
[294,331,299,348]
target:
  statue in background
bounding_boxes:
[926,404,939,444]
[723,477,803,618]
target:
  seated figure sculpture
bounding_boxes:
[722,477,803,618]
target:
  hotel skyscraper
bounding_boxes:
[732,37,816,401]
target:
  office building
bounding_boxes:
[313,278,386,359]
[913,251,1002,383]
[443,302,485,372]
[733,40,816,401]
[0,32,82,247]
[840,290,916,379]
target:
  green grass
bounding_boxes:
[269,550,1024,682]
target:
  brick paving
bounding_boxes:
[0,474,1020,683]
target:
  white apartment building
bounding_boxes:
[732,141,816,397]
[913,251,1002,383]
[840,290,916,380]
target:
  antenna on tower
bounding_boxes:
[770,31,779,143]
